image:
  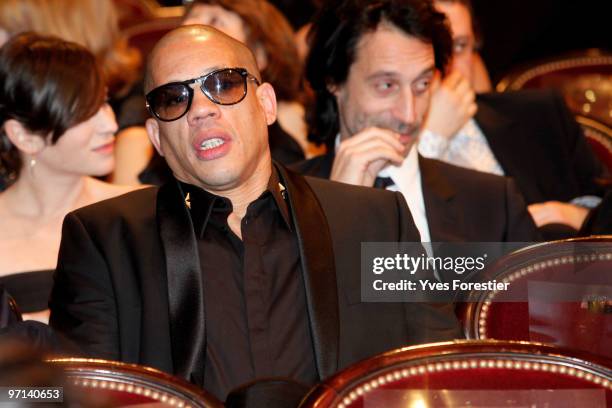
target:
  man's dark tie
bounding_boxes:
[373,176,395,189]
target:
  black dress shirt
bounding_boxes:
[180,170,317,399]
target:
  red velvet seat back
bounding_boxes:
[463,238,612,359]
[576,116,612,173]
[50,358,223,407]
[300,341,612,408]
[124,17,182,60]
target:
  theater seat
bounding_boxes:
[124,16,183,59]
[461,237,612,359]
[113,0,184,29]
[496,50,612,171]
[0,284,22,328]
[49,358,223,407]
[576,115,612,173]
[299,340,612,408]
[496,49,612,127]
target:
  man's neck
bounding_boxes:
[202,160,273,240]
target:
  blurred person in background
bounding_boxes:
[0,0,49,47]
[418,0,607,238]
[0,33,135,323]
[183,0,319,159]
[432,0,491,92]
[294,0,539,244]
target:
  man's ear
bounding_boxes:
[256,82,277,126]
[3,119,46,154]
[327,81,342,99]
[145,118,164,156]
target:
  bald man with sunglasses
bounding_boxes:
[49,26,459,403]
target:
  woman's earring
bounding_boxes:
[29,156,37,177]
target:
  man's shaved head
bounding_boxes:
[142,22,277,195]
[144,25,260,93]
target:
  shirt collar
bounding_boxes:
[378,143,420,187]
[179,167,292,237]
[267,167,292,229]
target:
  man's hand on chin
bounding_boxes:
[330,127,406,187]
[424,70,477,139]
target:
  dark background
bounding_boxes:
[162,0,611,84]
[472,0,611,82]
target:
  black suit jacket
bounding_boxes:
[49,166,460,387]
[292,154,540,242]
[475,90,606,204]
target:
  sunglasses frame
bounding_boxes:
[145,67,260,122]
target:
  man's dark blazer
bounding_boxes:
[292,154,540,242]
[474,90,606,204]
[49,166,460,387]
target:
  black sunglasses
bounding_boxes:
[145,67,260,122]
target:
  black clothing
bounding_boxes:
[0,270,53,313]
[474,90,606,204]
[292,153,541,242]
[581,190,612,235]
[50,165,460,399]
[268,121,305,166]
[181,173,316,398]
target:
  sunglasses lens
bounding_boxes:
[148,84,191,121]
[203,69,246,104]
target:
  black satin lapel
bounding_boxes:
[156,180,205,385]
[419,157,463,242]
[277,165,339,379]
[475,96,519,175]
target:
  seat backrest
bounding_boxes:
[576,115,612,173]
[113,0,184,29]
[496,49,612,127]
[461,237,612,359]
[299,340,612,408]
[49,358,223,407]
[124,16,183,60]
[0,284,22,328]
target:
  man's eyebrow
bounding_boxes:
[202,65,225,74]
[365,66,436,83]
[411,66,435,84]
[366,71,400,81]
[453,35,471,42]
[365,71,408,84]
[164,65,227,83]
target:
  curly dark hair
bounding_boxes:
[306,0,453,148]
[0,32,106,187]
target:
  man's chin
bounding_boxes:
[399,134,417,149]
